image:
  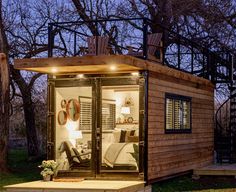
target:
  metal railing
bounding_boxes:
[48,18,234,84]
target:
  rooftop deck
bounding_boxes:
[45,18,234,84]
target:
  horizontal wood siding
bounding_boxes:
[147,74,214,182]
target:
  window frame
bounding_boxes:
[165,93,192,134]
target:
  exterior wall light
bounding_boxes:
[131,72,139,76]
[76,74,84,78]
[51,67,58,73]
[110,65,117,71]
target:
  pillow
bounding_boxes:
[130,130,135,136]
[125,130,135,142]
[127,136,139,142]
[113,130,121,143]
[119,130,127,143]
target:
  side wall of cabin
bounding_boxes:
[147,72,214,182]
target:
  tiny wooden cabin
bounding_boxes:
[14,54,214,184]
[11,18,225,187]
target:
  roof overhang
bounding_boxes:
[14,55,142,75]
[14,54,214,88]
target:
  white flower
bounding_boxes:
[39,160,57,170]
[39,160,58,177]
[40,168,54,177]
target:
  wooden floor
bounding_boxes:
[4,180,150,192]
[194,164,236,176]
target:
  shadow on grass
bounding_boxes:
[152,175,236,192]
[0,149,41,190]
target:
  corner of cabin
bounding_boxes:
[147,64,214,182]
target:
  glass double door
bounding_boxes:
[50,76,145,178]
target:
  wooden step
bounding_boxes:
[4,180,147,192]
[194,164,236,176]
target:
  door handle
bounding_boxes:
[97,139,100,150]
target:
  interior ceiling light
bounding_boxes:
[76,74,84,78]
[131,72,139,76]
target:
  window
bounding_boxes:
[165,93,191,133]
[101,103,116,130]
[80,101,92,130]
[79,96,116,130]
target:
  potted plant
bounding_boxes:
[38,160,57,181]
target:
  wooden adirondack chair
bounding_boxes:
[128,33,163,60]
[86,36,109,55]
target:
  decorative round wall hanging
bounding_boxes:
[61,99,67,108]
[127,117,133,124]
[58,110,67,125]
[66,99,80,121]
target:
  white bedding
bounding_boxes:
[102,142,138,167]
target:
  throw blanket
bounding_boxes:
[103,143,127,168]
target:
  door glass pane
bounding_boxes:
[55,87,92,173]
[101,85,139,172]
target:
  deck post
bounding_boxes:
[73,33,77,56]
[177,36,181,69]
[48,24,54,57]
[143,18,148,60]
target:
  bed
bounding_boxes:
[101,128,139,169]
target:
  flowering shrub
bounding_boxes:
[38,160,57,177]
[40,168,54,177]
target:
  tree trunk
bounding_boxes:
[10,67,39,159]
[0,3,39,159]
[0,0,10,172]
[22,92,39,158]
[0,53,9,172]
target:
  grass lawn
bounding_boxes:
[0,149,41,191]
[152,175,236,192]
[1,150,236,192]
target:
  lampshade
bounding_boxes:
[70,130,83,139]
[121,107,130,114]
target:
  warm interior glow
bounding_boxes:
[131,72,139,76]
[110,65,117,71]
[121,106,131,114]
[51,67,58,73]
[70,130,83,139]
[66,120,79,131]
[76,74,84,78]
